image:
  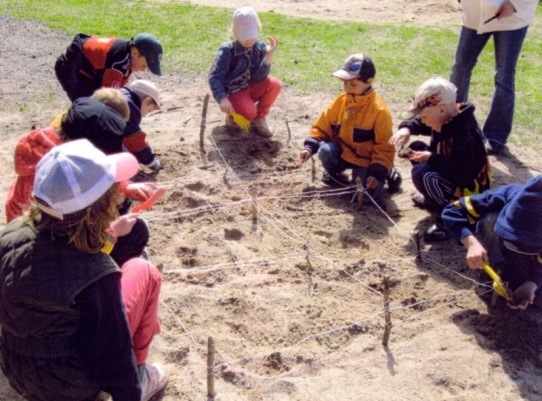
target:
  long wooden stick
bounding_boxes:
[412,231,422,260]
[382,277,392,347]
[286,119,292,147]
[207,336,216,399]
[200,93,210,152]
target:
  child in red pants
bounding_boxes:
[209,6,282,138]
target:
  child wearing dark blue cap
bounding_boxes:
[442,175,542,310]
[299,53,402,205]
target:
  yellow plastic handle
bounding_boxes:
[482,262,510,300]
[231,112,250,130]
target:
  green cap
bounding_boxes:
[133,33,163,76]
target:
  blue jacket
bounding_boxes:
[208,40,271,102]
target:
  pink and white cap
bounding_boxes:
[233,6,260,41]
[33,139,139,219]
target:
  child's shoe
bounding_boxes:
[322,171,351,186]
[386,167,402,193]
[250,118,274,138]
[139,362,169,401]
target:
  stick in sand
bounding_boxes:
[207,336,216,399]
[382,276,392,347]
[200,93,210,152]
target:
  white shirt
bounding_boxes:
[460,0,537,33]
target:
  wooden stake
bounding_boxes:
[382,276,392,347]
[286,119,292,147]
[200,93,210,152]
[355,176,363,210]
[305,242,314,295]
[310,157,316,183]
[207,336,216,399]
[412,231,422,260]
[251,195,258,222]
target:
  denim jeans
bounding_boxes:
[318,141,385,199]
[450,25,528,146]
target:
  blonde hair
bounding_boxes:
[91,88,130,121]
[29,185,119,254]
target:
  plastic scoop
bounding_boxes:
[231,112,250,130]
[482,262,511,300]
[132,187,167,213]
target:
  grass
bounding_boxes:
[2,0,541,153]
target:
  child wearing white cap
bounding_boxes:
[120,80,164,172]
[390,77,490,242]
[209,6,282,138]
[0,139,168,401]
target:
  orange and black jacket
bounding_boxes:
[55,34,132,101]
[303,90,395,182]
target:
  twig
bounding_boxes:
[207,336,216,399]
[412,231,422,260]
[286,119,292,147]
[200,93,210,153]
[382,276,392,347]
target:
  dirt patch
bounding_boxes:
[1,3,542,401]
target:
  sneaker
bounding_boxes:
[322,170,351,186]
[250,118,274,138]
[411,192,440,211]
[423,223,452,242]
[386,168,402,193]
[139,363,168,401]
[485,140,504,155]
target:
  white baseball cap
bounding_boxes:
[233,7,260,41]
[33,139,139,220]
[403,77,457,119]
[130,79,162,110]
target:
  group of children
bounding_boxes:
[0,4,540,401]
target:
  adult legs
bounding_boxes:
[450,26,490,103]
[482,26,528,146]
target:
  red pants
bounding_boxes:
[121,258,162,365]
[228,76,282,120]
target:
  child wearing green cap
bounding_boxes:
[55,32,163,101]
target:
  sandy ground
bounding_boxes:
[1,2,542,400]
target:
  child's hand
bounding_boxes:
[389,127,411,147]
[299,149,312,164]
[410,151,431,163]
[266,36,279,52]
[125,182,157,202]
[462,235,488,270]
[219,98,234,114]
[366,176,379,190]
[508,281,537,310]
[265,36,279,65]
[109,213,139,237]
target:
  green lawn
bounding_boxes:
[2,0,541,152]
